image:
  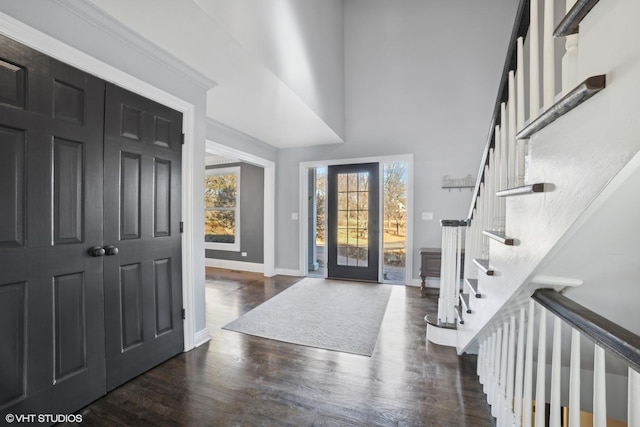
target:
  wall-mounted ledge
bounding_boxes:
[497,183,547,197]
[440,219,468,227]
[482,230,515,246]
[473,258,494,276]
[554,0,602,37]
[516,75,606,140]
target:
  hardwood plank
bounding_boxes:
[64,268,494,426]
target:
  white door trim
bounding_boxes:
[299,154,414,284]
[0,10,202,351]
[205,140,276,277]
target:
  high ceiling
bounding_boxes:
[87,0,345,149]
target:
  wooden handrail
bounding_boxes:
[532,289,640,374]
[468,0,530,221]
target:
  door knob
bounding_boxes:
[104,245,119,256]
[88,246,105,257]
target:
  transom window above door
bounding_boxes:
[204,166,240,251]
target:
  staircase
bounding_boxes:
[427,0,640,425]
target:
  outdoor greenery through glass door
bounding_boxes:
[310,162,407,283]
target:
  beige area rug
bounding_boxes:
[223,277,393,356]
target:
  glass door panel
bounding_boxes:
[327,163,379,281]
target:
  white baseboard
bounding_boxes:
[275,268,303,277]
[407,277,440,288]
[193,328,211,347]
[407,278,421,287]
[205,258,264,273]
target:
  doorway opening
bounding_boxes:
[304,158,410,284]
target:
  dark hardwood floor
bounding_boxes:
[66,268,494,426]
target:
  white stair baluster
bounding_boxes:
[488,148,495,235]
[486,332,495,397]
[568,329,581,427]
[493,127,501,232]
[530,0,540,120]
[505,315,517,425]
[629,368,640,427]
[508,71,517,188]
[499,104,507,232]
[542,0,555,110]
[593,345,607,427]
[493,327,503,416]
[455,225,462,296]
[562,0,579,94]
[464,222,475,281]
[534,307,546,427]
[498,321,510,425]
[478,341,485,382]
[523,300,535,427]
[516,37,526,186]
[514,307,526,426]
[549,316,562,427]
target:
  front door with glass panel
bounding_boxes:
[327,163,379,281]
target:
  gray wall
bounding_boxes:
[274,0,520,277]
[205,162,265,264]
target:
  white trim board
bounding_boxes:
[0,10,200,352]
[53,0,215,89]
[193,328,211,347]
[204,258,264,274]
[275,268,304,277]
[205,140,276,277]
[298,154,414,284]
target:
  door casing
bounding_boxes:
[299,154,414,283]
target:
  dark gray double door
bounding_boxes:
[0,35,183,417]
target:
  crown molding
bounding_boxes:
[53,0,217,90]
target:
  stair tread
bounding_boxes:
[473,258,494,276]
[465,278,481,298]
[516,75,606,140]
[496,183,546,197]
[482,230,515,245]
[459,293,471,313]
[454,306,464,325]
[554,0,602,37]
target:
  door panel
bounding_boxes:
[327,163,380,282]
[0,125,24,247]
[0,34,185,418]
[0,35,106,416]
[103,84,183,390]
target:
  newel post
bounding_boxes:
[438,220,466,324]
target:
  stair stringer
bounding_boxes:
[457,0,640,354]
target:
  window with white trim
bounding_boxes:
[204,166,240,251]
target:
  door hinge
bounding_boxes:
[181,133,185,145]
[180,221,184,233]
[181,308,186,320]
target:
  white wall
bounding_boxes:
[195,0,345,140]
[274,0,520,276]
